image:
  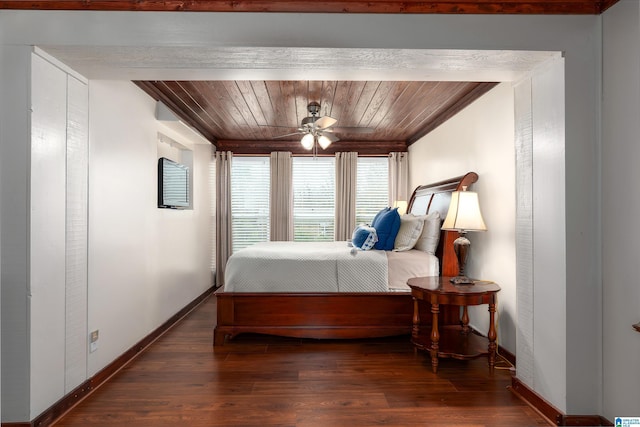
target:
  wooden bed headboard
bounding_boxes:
[406,172,479,277]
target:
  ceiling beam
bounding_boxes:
[0,0,614,14]
[215,140,407,155]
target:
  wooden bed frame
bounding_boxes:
[213,172,479,345]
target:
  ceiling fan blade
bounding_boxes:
[330,126,375,134]
[272,131,304,139]
[258,125,301,130]
[314,116,338,130]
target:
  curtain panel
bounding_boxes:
[335,152,358,241]
[215,151,233,287]
[389,152,409,206]
[270,151,293,241]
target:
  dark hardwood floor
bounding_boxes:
[53,295,552,427]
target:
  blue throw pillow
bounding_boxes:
[371,207,390,229]
[372,207,401,250]
[351,225,378,250]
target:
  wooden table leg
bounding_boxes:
[430,303,440,373]
[488,302,497,373]
[461,305,470,334]
[412,298,420,355]
[412,298,420,341]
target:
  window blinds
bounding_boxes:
[292,157,336,242]
[356,157,389,225]
[231,156,270,252]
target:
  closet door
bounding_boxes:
[30,52,89,416]
[30,53,68,415]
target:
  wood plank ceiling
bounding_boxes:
[136,80,497,155]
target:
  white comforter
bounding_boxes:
[223,241,438,293]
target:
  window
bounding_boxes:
[292,157,335,241]
[231,157,270,252]
[356,157,389,225]
[228,155,388,247]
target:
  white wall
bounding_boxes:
[0,45,32,422]
[88,80,211,376]
[528,58,569,411]
[0,23,3,422]
[602,0,640,419]
[408,83,517,354]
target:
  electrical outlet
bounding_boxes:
[89,330,99,353]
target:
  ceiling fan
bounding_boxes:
[273,102,374,151]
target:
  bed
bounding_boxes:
[213,171,479,345]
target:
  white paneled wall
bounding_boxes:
[602,0,640,419]
[30,53,70,416]
[514,58,568,411]
[513,78,535,387]
[529,57,567,412]
[65,75,89,393]
[1,46,91,422]
[30,51,90,417]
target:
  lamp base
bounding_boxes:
[450,275,476,285]
[452,231,474,285]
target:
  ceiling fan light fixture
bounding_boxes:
[301,133,314,150]
[318,134,332,149]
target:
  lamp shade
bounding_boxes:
[393,200,408,215]
[317,134,332,149]
[441,190,487,232]
[301,133,314,150]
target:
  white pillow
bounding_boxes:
[413,211,441,254]
[393,214,425,251]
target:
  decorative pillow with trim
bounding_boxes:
[372,207,401,251]
[413,211,441,255]
[351,225,378,250]
[393,214,425,251]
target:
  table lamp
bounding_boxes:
[393,200,408,215]
[441,187,487,284]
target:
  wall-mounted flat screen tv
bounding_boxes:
[158,157,190,209]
